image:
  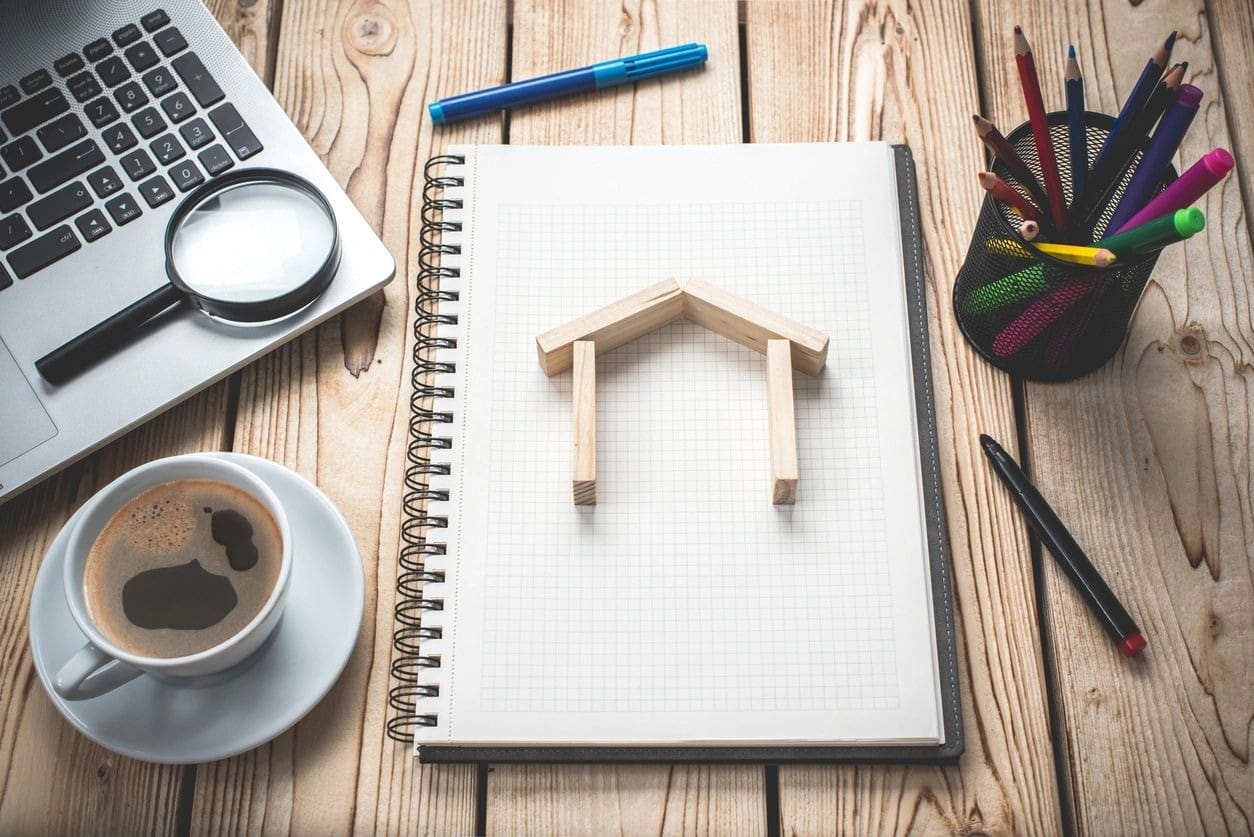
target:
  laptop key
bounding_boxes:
[142,9,171,32]
[120,148,156,180]
[171,53,223,107]
[0,214,33,250]
[75,209,112,242]
[28,139,105,193]
[8,224,80,279]
[28,181,92,231]
[37,114,87,153]
[87,166,123,198]
[20,69,53,95]
[0,86,17,110]
[197,144,233,176]
[125,42,160,72]
[132,107,166,139]
[0,178,33,212]
[105,193,142,226]
[55,53,86,77]
[142,66,177,97]
[86,96,120,128]
[154,27,187,58]
[179,117,213,149]
[150,133,185,165]
[1,88,70,137]
[0,137,42,172]
[208,104,263,160]
[139,174,174,207]
[113,24,142,47]
[169,160,203,192]
[102,123,138,153]
[84,38,113,62]
[114,82,148,113]
[0,262,10,290]
[68,71,103,103]
[97,56,131,87]
[160,92,194,123]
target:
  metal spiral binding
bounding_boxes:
[387,154,464,743]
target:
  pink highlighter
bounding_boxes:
[1113,148,1234,234]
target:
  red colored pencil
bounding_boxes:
[1014,26,1067,230]
[978,171,1041,221]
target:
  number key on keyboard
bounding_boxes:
[154,27,187,57]
[102,122,138,153]
[1,88,70,136]
[132,107,166,139]
[197,144,233,176]
[179,118,213,149]
[28,139,104,193]
[37,114,87,153]
[75,209,112,242]
[97,56,130,87]
[87,166,123,198]
[171,53,223,106]
[114,81,148,113]
[28,181,92,231]
[142,66,177,97]
[161,92,194,123]
[150,133,184,165]
[8,225,80,279]
[0,214,32,250]
[139,174,174,207]
[105,193,142,226]
[0,178,32,212]
[120,148,156,180]
[169,160,203,192]
[68,71,103,103]
[85,96,120,128]
[1,137,41,172]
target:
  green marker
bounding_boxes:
[962,263,1051,314]
[1095,207,1205,257]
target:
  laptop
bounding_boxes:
[0,0,395,504]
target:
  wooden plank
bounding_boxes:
[1206,0,1254,236]
[490,0,762,832]
[746,2,1063,833]
[682,279,830,376]
[571,341,597,505]
[0,4,270,832]
[536,279,685,376]
[973,2,1254,832]
[186,1,507,834]
[765,340,798,505]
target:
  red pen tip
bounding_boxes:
[1118,633,1147,657]
[1013,24,1022,34]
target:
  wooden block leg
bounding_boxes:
[766,339,798,504]
[572,340,597,505]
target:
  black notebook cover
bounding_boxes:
[392,145,963,764]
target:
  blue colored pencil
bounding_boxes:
[1090,31,1176,172]
[1065,46,1086,206]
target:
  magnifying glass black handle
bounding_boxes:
[36,284,184,384]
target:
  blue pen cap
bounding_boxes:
[592,43,708,88]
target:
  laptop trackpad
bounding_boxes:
[0,336,57,466]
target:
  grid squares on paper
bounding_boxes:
[476,201,899,715]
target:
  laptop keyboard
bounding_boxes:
[0,8,264,290]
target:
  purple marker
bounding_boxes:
[1105,84,1203,234]
[1113,148,1234,233]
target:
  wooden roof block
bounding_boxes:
[536,279,685,376]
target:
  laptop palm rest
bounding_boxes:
[0,336,57,467]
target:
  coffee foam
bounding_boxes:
[119,488,197,554]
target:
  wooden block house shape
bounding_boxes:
[536,279,830,506]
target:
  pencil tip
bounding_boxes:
[979,434,999,455]
[1013,24,1022,34]
[1165,30,1178,49]
[1068,44,1076,58]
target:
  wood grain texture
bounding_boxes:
[745,1,1063,833]
[490,1,764,832]
[766,340,798,505]
[203,0,279,81]
[681,279,830,376]
[974,1,1254,833]
[572,341,597,505]
[1206,0,1254,238]
[536,279,686,375]
[186,1,507,834]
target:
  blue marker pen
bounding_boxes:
[428,43,709,124]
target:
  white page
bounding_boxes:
[416,144,941,747]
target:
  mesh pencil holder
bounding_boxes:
[953,112,1176,381]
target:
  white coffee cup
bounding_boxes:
[54,454,292,700]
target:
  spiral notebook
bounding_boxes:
[392,143,962,763]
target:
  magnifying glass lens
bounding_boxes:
[170,180,337,307]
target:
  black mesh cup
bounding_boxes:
[953,112,1176,381]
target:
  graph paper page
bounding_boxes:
[420,144,943,747]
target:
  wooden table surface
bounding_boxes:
[2,1,1251,834]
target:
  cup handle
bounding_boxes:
[53,643,142,700]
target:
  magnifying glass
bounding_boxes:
[36,168,341,384]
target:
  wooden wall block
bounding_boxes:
[572,340,597,505]
[682,278,829,376]
[766,339,798,504]
[537,280,685,376]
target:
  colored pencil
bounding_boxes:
[978,171,1041,221]
[985,238,1116,266]
[1091,31,1176,171]
[1014,26,1067,230]
[1105,84,1202,233]
[1020,219,1040,241]
[1116,148,1233,232]
[1065,46,1087,203]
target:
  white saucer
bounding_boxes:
[28,453,364,764]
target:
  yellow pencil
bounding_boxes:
[985,238,1116,267]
